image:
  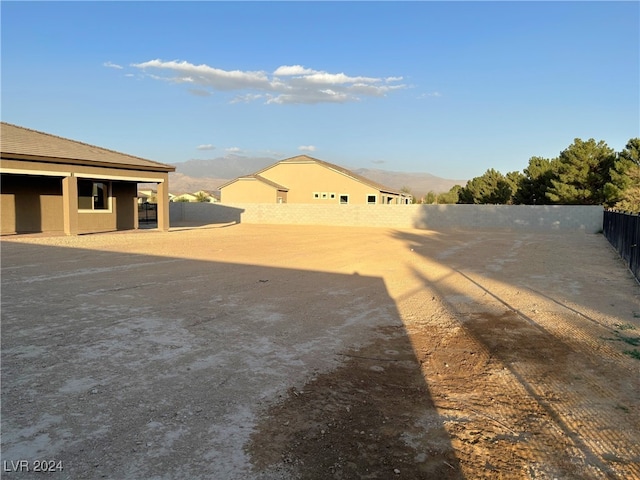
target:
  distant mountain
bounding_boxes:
[174,155,275,179]
[167,173,231,195]
[164,156,466,199]
[353,168,466,198]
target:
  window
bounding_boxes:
[321,192,328,199]
[329,193,336,199]
[78,180,110,210]
[339,195,349,204]
[313,192,320,199]
[367,195,377,204]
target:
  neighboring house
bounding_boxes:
[220,175,289,204]
[138,189,157,204]
[0,122,175,235]
[219,155,411,205]
[171,190,220,203]
[172,192,199,203]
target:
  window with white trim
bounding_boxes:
[367,194,377,204]
[78,180,110,210]
[339,194,349,204]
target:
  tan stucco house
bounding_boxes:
[1,122,175,235]
[219,155,410,205]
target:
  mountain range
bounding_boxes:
[166,155,467,199]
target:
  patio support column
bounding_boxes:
[133,195,139,230]
[157,178,170,231]
[62,175,78,235]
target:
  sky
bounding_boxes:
[2,1,638,180]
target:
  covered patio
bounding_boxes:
[0,122,175,235]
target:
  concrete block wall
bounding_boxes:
[170,203,604,233]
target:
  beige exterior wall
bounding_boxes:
[1,174,65,234]
[76,182,138,234]
[1,158,169,235]
[221,178,279,203]
[219,160,405,205]
[260,162,400,204]
[171,203,604,233]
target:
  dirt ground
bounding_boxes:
[1,224,639,479]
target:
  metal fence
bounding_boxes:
[138,203,157,223]
[603,209,640,282]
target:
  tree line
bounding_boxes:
[420,138,640,212]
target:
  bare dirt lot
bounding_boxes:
[2,224,639,479]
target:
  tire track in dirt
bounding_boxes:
[397,231,640,479]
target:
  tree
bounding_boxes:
[434,185,462,204]
[437,185,462,204]
[546,138,615,204]
[458,169,513,204]
[422,191,437,204]
[195,191,211,202]
[605,138,640,211]
[513,156,558,205]
[505,171,524,204]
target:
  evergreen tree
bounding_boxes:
[458,169,513,204]
[546,138,615,204]
[513,156,558,205]
[505,171,524,204]
[605,138,640,211]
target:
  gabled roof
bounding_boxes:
[1,122,175,173]
[257,155,401,195]
[219,174,289,191]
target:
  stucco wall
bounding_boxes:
[0,174,65,234]
[170,203,604,233]
[222,162,404,205]
[221,179,279,203]
[1,173,141,235]
[264,162,386,204]
[77,182,137,234]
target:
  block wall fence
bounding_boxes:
[170,203,604,233]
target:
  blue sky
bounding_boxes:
[2,1,638,180]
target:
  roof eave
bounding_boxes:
[0,152,176,173]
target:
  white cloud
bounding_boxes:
[104,61,123,69]
[273,65,315,76]
[132,59,271,91]
[418,91,442,99]
[226,147,242,153]
[298,145,316,152]
[130,60,406,105]
[197,144,215,151]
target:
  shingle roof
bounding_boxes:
[1,122,175,172]
[259,155,401,194]
[219,174,289,191]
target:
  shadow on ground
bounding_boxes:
[1,239,462,479]
[390,229,640,479]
